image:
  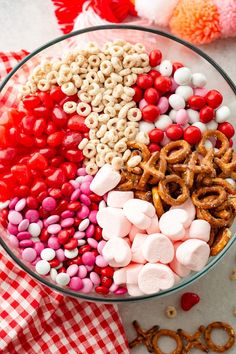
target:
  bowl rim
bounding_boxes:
[0,24,236,303]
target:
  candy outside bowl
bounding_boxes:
[0,25,236,303]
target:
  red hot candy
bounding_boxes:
[181,292,200,311]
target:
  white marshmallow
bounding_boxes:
[114,268,127,285]
[138,263,175,294]
[97,207,132,238]
[146,215,160,234]
[131,233,148,264]
[102,238,132,267]
[142,233,174,264]
[90,164,121,196]
[107,191,134,209]
[127,284,145,296]
[176,239,210,271]
[188,219,211,242]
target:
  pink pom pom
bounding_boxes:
[214,0,236,37]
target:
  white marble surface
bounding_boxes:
[1,1,236,353]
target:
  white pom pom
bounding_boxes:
[135,0,179,27]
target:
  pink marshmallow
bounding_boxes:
[188,219,211,242]
[113,268,127,285]
[138,263,175,294]
[123,199,155,230]
[107,191,134,208]
[169,242,191,277]
[170,198,196,223]
[129,225,146,242]
[146,215,160,234]
[97,207,132,238]
[102,238,132,267]
[127,284,145,296]
[126,264,144,284]
[143,233,174,264]
[176,239,210,271]
[131,233,147,264]
[90,164,121,196]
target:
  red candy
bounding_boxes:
[132,85,143,102]
[136,74,153,89]
[188,95,206,110]
[144,88,160,105]
[28,153,48,170]
[141,105,160,123]
[172,62,184,73]
[218,122,235,139]
[95,286,109,295]
[154,76,172,93]
[199,106,214,123]
[148,128,164,143]
[205,90,223,108]
[181,292,200,311]
[148,69,160,80]
[67,115,89,133]
[149,49,162,67]
[22,95,41,110]
[148,143,161,152]
[166,124,183,140]
[184,126,202,145]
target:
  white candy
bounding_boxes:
[159,60,173,77]
[50,268,58,282]
[169,109,177,122]
[215,106,231,123]
[0,200,10,210]
[55,272,70,286]
[226,178,236,188]
[35,260,50,275]
[169,94,185,110]
[28,223,41,237]
[206,120,218,130]
[175,85,193,101]
[187,109,199,124]
[192,122,207,133]
[139,121,155,133]
[174,67,192,85]
[155,115,172,130]
[79,218,90,231]
[191,73,207,88]
[64,248,79,259]
[41,248,56,261]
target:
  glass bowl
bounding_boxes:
[0,25,236,303]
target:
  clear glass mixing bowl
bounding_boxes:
[0,25,236,302]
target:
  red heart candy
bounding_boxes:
[181,292,200,311]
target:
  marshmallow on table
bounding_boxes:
[126,264,144,284]
[131,233,147,264]
[146,215,160,234]
[127,284,145,296]
[188,219,211,242]
[176,239,210,271]
[170,198,196,223]
[159,210,188,241]
[107,191,134,208]
[89,164,121,196]
[129,225,146,242]
[102,237,132,267]
[169,242,191,277]
[97,207,131,238]
[143,233,174,264]
[114,268,127,285]
[123,199,155,230]
[138,263,175,294]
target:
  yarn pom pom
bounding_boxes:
[170,0,221,44]
[135,0,179,27]
[214,0,236,37]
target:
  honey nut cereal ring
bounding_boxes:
[158,175,189,206]
[197,208,232,228]
[152,187,165,218]
[161,140,191,164]
[204,322,235,352]
[152,329,183,354]
[210,228,232,256]
[191,186,227,209]
[76,102,91,117]
[198,130,229,158]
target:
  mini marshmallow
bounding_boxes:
[127,284,145,296]
[126,264,144,284]
[159,209,190,241]
[138,263,175,294]
[188,219,211,242]
[169,242,191,277]
[102,237,132,267]
[170,198,196,223]
[123,199,155,229]
[176,239,210,271]
[107,191,134,209]
[131,233,147,264]
[114,268,127,285]
[129,225,146,242]
[146,215,160,234]
[97,207,132,238]
[142,233,174,264]
[90,164,121,196]
[124,199,155,218]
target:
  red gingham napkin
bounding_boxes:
[0,52,130,354]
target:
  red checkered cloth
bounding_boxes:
[0,54,130,354]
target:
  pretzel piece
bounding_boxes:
[198,130,229,158]
[192,186,227,209]
[160,140,191,164]
[152,329,183,354]
[152,186,165,218]
[158,175,189,206]
[210,228,232,256]
[204,322,235,352]
[129,320,159,352]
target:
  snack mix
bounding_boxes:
[0,40,235,296]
